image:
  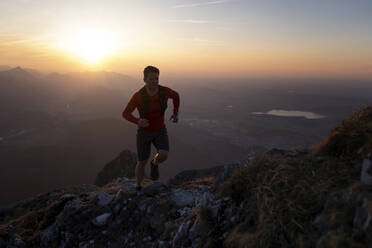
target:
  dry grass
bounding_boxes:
[176,176,217,189]
[314,106,372,158]
[0,224,9,240]
[218,151,362,248]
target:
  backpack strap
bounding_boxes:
[158,85,168,117]
[139,86,149,119]
[139,85,168,119]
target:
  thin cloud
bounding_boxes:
[178,37,225,46]
[168,19,215,24]
[0,33,57,46]
[173,0,233,9]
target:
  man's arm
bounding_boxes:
[166,87,180,122]
[166,87,180,115]
[122,93,140,125]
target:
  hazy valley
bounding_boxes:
[1,66,371,205]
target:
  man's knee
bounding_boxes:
[156,150,168,162]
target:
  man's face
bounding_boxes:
[144,72,159,87]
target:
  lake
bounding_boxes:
[252,109,326,119]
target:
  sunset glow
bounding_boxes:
[59,28,117,64]
[0,0,371,78]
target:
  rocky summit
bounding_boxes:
[0,107,372,248]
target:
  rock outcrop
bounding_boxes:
[94,150,137,186]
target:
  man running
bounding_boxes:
[122,65,180,191]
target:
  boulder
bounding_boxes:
[92,213,112,226]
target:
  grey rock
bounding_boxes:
[158,240,170,248]
[63,199,82,212]
[361,158,372,185]
[60,194,76,201]
[224,207,231,217]
[138,201,148,212]
[114,189,125,202]
[353,206,367,228]
[200,191,215,207]
[231,216,237,223]
[115,177,129,183]
[146,202,157,215]
[361,198,372,230]
[191,237,202,248]
[143,182,169,196]
[143,236,152,241]
[170,189,195,207]
[92,213,112,226]
[64,232,73,244]
[41,222,59,246]
[209,204,220,218]
[97,192,114,207]
[114,203,121,214]
[13,234,25,247]
[121,181,136,191]
[59,240,66,248]
[313,214,328,235]
[79,241,90,248]
[172,220,192,247]
[177,207,192,216]
[189,219,199,239]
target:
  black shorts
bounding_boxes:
[136,128,169,161]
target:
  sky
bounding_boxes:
[0,0,371,79]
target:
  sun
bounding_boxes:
[61,28,117,64]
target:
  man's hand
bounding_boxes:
[170,113,179,123]
[138,118,149,127]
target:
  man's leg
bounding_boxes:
[150,128,170,180]
[153,150,168,165]
[136,130,151,188]
[152,128,170,165]
[135,159,148,187]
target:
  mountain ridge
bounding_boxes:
[0,107,371,247]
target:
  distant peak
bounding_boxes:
[9,66,27,73]
[11,66,25,71]
[3,66,33,78]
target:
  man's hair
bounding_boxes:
[143,65,160,79]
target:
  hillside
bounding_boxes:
[0,107,371,248]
